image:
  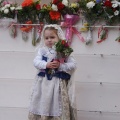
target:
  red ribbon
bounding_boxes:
[97,26,108,43]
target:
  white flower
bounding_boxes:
[4,9,9,14]
[86,1,95,9]
[52,4,58,11]
[112,3,118,8]
[10,7,15,11]
[1,7,6,11]
[62,0,68,6]
[112,0,120,7]
[4,4,11,8]
[15,6,22,10]
[114,10,119,16]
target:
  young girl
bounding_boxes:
[28,24,77,120]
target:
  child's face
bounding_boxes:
[44,29,59,48]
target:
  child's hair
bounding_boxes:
[44,27,58,36]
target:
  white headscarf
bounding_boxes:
[38,24,65,48]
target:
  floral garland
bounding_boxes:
[78,0,120,25]
[0,0,120,46]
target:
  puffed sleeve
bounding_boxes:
[58,56,76,72]
[33,48,47,69]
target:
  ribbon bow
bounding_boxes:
[61,14,84,45]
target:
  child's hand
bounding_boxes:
[52,61,60,68]
[46,61,60,69]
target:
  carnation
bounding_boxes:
[86,1,95,9]
[112,3,118,8]
[53,0,59,5]
[52,4,58,11]
[15,6,22,10]
[104,1,112,7]
[4,4,10,8]
[114,10,119,16]
[4,8,9,14]
[62,0,68,6]
[57,2,65,10]
[1,7,6,11]
[49,11,61,20]
[10,7,15,11]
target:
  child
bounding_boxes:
[28,24,77,120]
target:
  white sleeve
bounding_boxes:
[58,56,76,72]
[33,48,47,69]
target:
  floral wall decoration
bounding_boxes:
[0,0,120,46]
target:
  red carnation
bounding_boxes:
[21,0,33,7]
[57,2,65,10]
[53,0,59,5]
[49,11,61,20]
[36,4,41,10]
[104,0,112,7]
[61,40,66,45]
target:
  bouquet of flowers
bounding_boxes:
[0,0,18,19]
[17,0,41,23]
[54,39,73,63]
[51,0,79,16]
[78,0,120,25]
[38,0,80,24]
[46,39,73,80]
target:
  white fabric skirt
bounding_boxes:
[28,76,77,120]
[29,76,62,116]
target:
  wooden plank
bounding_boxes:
[77,110,120,120]
[0,107,28,120]
[0,52,36,79]
[0,78,33,107]
[76,82,120,112]
[74,55,120,83]
[0,28,36,52]
[71,28,120,55]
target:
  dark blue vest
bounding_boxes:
[37,56,71,80]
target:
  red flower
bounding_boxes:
[104,0,112,7]
[57,2,65,10]
[61,40,66,45]
[36,4,41,10]
[49,11,61,20]
[21,0,33,7]
[53,0,59,5]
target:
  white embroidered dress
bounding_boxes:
[29,46,76,117]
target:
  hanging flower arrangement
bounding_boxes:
[0,0,18,19]
[78,0,120,25]
[0,0,120,46]
[17,0,41,23]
